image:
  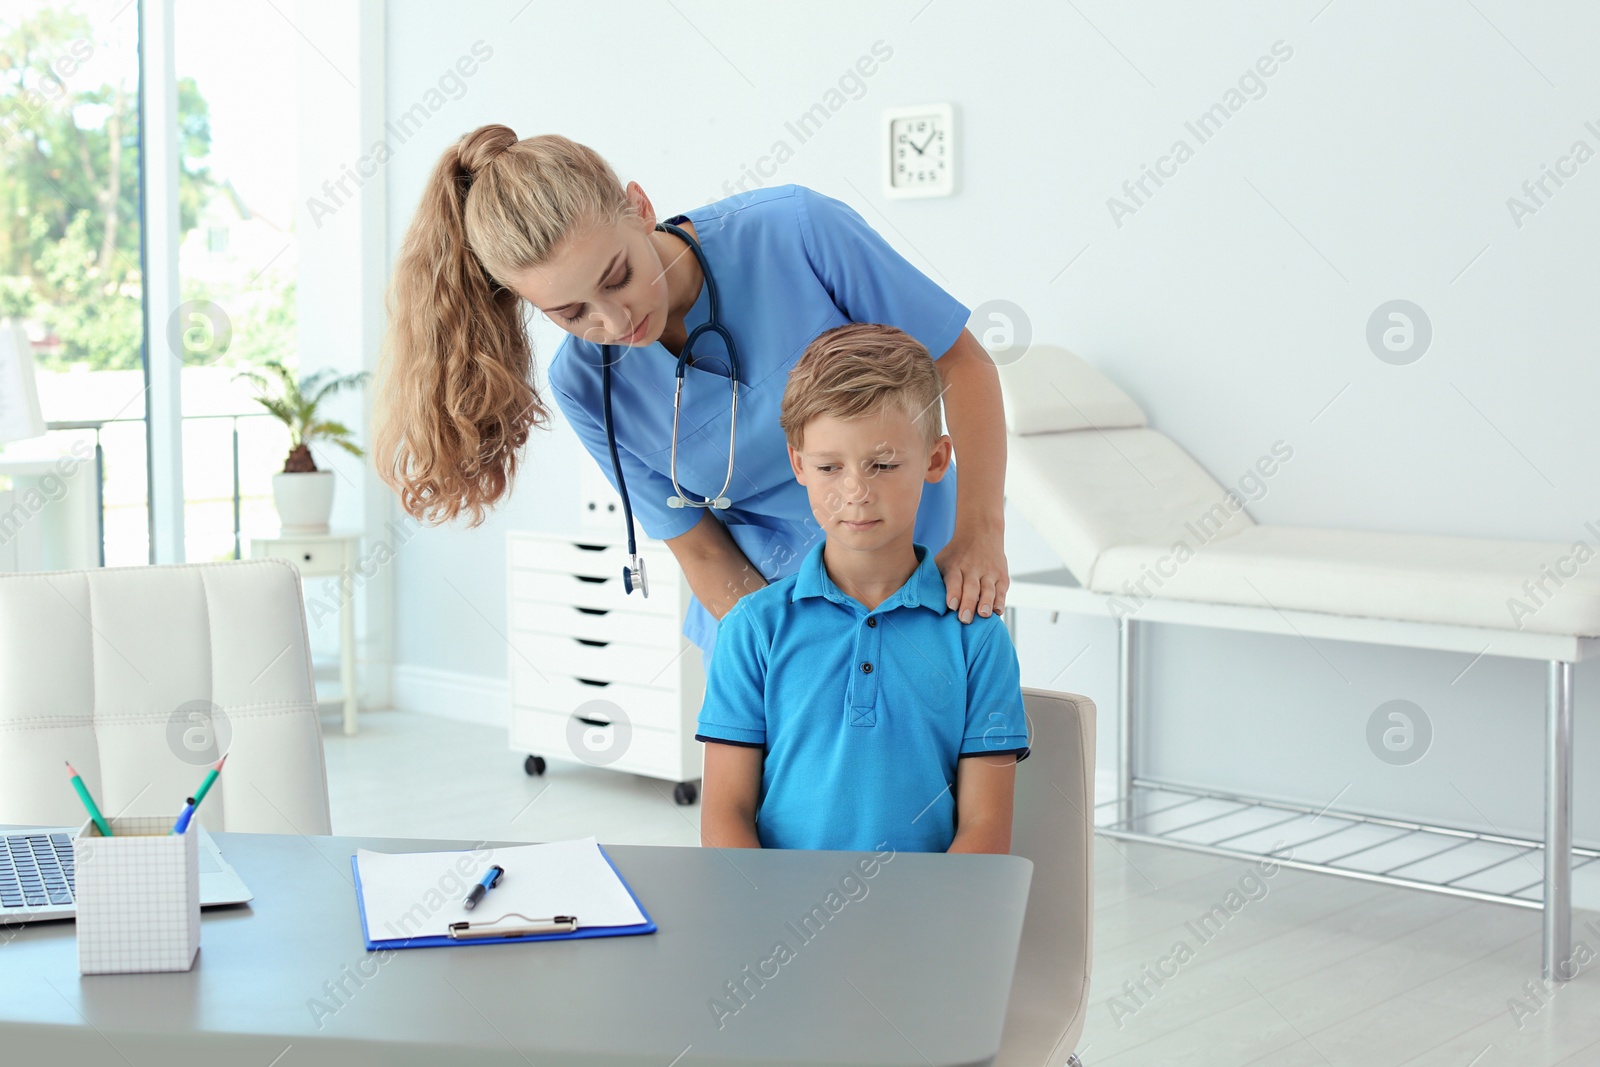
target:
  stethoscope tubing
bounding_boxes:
[600,220,742,597]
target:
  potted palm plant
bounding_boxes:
[235,360,370,534]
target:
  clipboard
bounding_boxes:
[349,842,657,950]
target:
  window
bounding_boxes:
[174,0,297,562]
[0,0,145,565]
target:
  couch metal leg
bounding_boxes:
[1065,1055,1084,1067]
[1545,658,1574,982]
[1117,617,1136,828]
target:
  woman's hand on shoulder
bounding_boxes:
[936,525,1009,624]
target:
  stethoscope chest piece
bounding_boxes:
[623,553,647,597]
[667,494,731,509]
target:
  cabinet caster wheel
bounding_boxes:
[673,781,698,806]
[524,755,546,777]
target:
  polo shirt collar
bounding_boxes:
[791,539,949,615]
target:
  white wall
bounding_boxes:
[294,0,393,708]
[380,1,1600,852]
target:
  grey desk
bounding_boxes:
[0,832,1033,1066]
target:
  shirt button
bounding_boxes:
[866,617,877,628]
[861,662,873,674]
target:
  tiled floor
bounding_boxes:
[322,708,701,847]
[323,710,1600,1066]
[1078,838,1600,1066]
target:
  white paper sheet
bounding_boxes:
[355,836,647,941]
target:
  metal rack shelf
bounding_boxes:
[1003,592,1593,980]
[1097,780,1600,911]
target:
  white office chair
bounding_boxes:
[0,558,332,834]
[997,687,1096,1067]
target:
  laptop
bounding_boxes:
[0,825,254,924]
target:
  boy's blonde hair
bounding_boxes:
[779,324,944,450]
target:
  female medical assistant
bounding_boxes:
[546,184,994,661]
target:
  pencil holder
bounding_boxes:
[73,815,200,975]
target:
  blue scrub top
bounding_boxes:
[547,184,971,657]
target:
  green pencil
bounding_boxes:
[189,753,227,813]
[64,762,113,837]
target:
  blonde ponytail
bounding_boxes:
[374,125,631,525]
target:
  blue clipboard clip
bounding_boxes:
[447,912,579,940]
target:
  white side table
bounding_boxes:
[249,530,361,735]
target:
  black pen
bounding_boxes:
[464,865,505,910]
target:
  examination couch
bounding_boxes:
[997,346,1600,982]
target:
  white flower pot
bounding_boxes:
[272,471,335,534]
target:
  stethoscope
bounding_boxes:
[600,220,741,598]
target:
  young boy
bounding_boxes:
[695,323,1029,854]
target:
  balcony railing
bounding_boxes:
[45,411,287,566]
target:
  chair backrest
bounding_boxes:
[0,558,331,834]
[997,347,1253,586]
[996,687,1096,1067]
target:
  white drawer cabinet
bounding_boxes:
[507,531,705,804]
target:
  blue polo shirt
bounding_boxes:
[695,540,1031,853]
